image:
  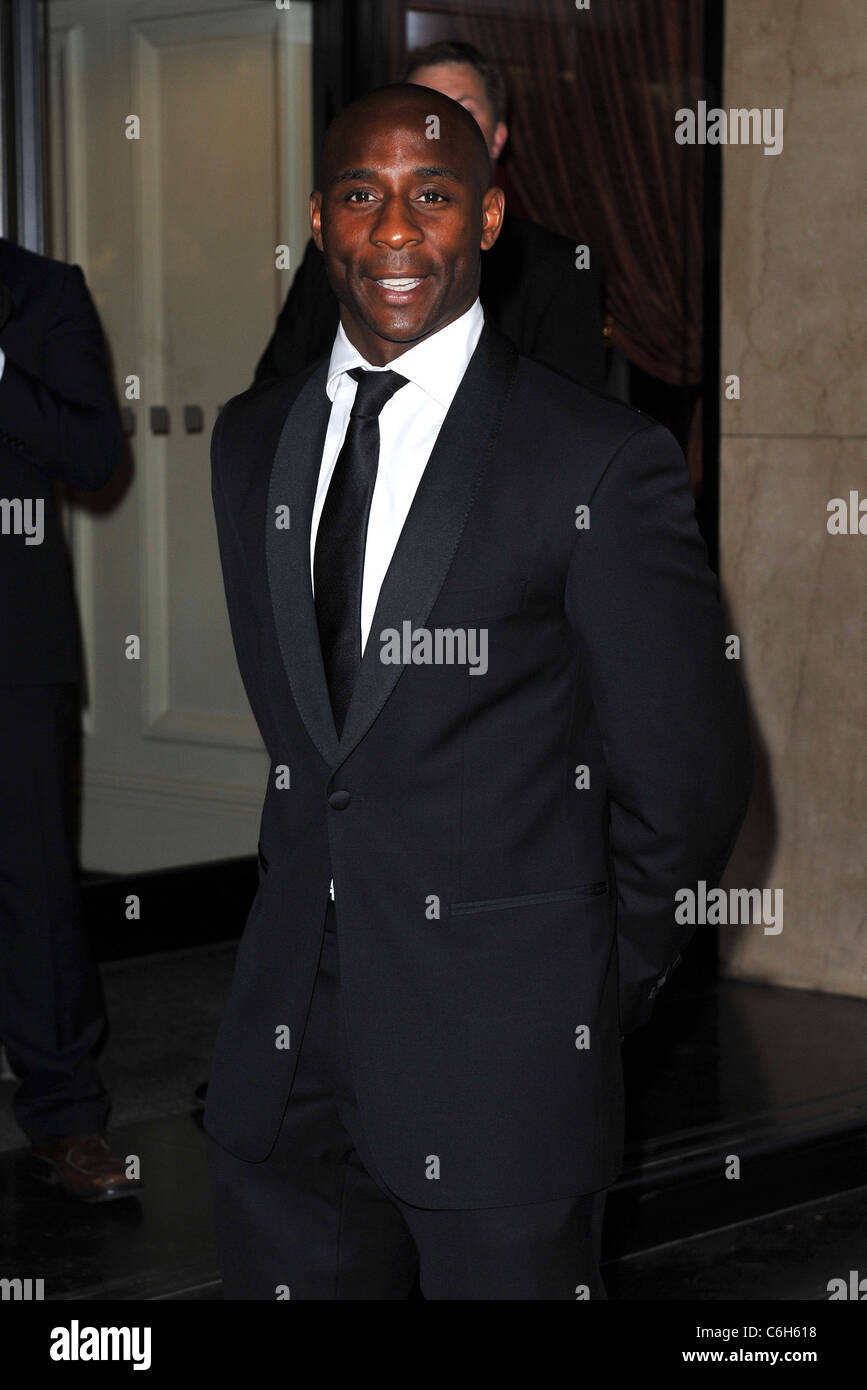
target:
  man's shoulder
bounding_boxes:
[503,350,683,504]
[0,237,65,276]
[512,349,658,450]
[217,355,328,443]
[0,238,82,306]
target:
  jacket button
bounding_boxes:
[328,790,351,809]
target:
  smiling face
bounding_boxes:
[310,86,504,365]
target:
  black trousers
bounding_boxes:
[0,683,109,1141]
[209,896,608,1300]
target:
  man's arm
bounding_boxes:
[210,405,268,739]
[565,422,753,1034]
[0,263,122,490]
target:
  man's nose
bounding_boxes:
[371,196,421,248]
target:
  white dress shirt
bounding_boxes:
[311,297,484,656]
[0,347,5,378]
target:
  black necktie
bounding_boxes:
[314,366,408,736]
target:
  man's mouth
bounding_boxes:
[367,275,429,302]
[376,277,424,289]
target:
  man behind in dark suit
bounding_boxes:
[0,238,139,1201]
[205,85,752,1298]
[253,39,606,392]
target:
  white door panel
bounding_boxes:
[46,0,312,869]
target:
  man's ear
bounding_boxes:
[310,191,324,251]
[480,185,505,251]
[490,121,509,163]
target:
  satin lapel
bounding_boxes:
[334,324,519,768]
[266,359,341,767]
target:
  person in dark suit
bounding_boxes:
[0,238,139,1201]
[206,85,752,1298]
[253,40,606,392]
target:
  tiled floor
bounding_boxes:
[610,1186,867,1301]
[2,1110,864,1300]
[1,949,865,1300]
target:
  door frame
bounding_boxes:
[0,0,45,249]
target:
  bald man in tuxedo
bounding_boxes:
[206,86,752,1299]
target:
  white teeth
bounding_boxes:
[377,278,423,289]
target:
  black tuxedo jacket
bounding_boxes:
[254,212,606,392]
[206,322,753,1208]
[0,238,122,684]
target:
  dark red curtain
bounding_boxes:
[399,0,707,483]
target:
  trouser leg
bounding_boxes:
[211,892,610,1300]
[400,1186,609,1300]
[330,910,610,1301]
[0,683,109,1141]
[208,904,419,1299]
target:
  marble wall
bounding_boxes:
[717,1,866,996]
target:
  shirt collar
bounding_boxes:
[325,298,484,410]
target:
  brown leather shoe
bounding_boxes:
[30,1134,143,1203]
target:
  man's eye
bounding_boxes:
[419,189,448,203]
[346,189,374,203]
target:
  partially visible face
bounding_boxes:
[407,61,507,161]
[310,92,504,365]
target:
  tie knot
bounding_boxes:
[348,367,408,420]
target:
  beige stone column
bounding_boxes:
[718,1,866,996]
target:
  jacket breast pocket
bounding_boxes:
[450,881,608,916]
[431,578,527,625]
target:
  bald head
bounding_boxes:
[310,82,505,365]
[320,84,493,201]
